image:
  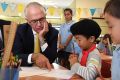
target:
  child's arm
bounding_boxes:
[69,53,78,66]
[58,34,63,49]
[70,51,101,80]
[64,34,73,47]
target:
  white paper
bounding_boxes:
[19,67,50,77]
[19,67,74,79]
[41,69,74,79]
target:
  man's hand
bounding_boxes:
[39,21,49,38]
[32,53,52,70]
[69,54,78,66]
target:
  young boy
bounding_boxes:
[104,0,120,79]
[69,19,101,80]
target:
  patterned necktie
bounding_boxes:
[34,34,40,53]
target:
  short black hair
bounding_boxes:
[103,34,111,40]
[70,19,101,40]
[64,8,72,15]
[104,0,120,19]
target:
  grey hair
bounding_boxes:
[24,2,46,18]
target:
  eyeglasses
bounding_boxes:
[29,17,46,25]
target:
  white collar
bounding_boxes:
[115,44,120,51]
[65,20,74,24]
[32,29,37,35]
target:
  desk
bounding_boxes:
[19,63,84,80]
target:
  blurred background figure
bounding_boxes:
[57,8,81,69]
[97,34,113,56]
[57,8,74,69]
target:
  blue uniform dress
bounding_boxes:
[112,44,120,80]
[97,42,112,56]
[59,20,75,53]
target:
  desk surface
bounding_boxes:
[20,74,84,80]
[19,63,84,80]
[19,54,112,80]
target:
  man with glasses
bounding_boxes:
[12,2,58,69]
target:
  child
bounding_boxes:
[104,0,120,79]
[57,8,81,69]
[69,19,101,80]
[97,34,113,56]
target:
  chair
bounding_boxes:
[101,60,111,78]
[2,22,18,68]
[99,53,112,78]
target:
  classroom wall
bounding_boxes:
[76,0,109,34]
[0,0,109,34]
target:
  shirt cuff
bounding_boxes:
[28,54,33,64]
[41,42,48,52]
[71,63,81,73]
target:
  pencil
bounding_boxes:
[72,42,75,54]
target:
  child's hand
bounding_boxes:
[59,44,64,49]
[58,44,65,50]
[69,54,78,66]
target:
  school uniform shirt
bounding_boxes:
[28,30,48,64]
[71,48,101,80]
[97,42,112,56]
[112,44,120,80]
[59,20,75,53]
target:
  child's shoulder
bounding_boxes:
[89,48,100,56]
[87,48,101,62]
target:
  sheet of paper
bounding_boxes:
[19,67,50,77]
[19,67,74,79]
[41,69,74,79]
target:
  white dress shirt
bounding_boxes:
[27,30,48,64]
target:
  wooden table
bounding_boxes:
[19,63,84,80]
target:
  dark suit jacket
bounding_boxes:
[12,23,58,66]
